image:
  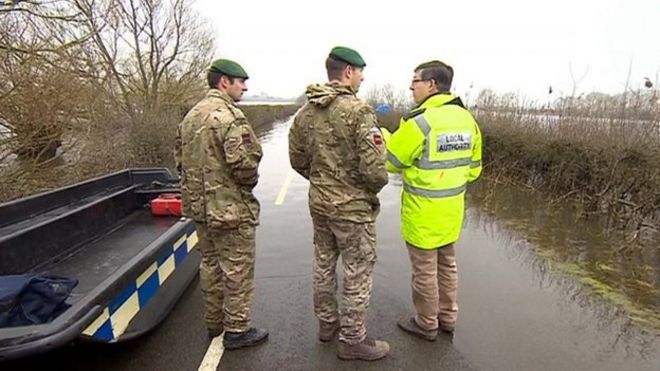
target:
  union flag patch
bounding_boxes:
[372,133,383,145]
[241,133,252,144]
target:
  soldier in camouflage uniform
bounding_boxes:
[175,59,268,350]
[288,47,390,361]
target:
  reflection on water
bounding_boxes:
[253,115,660,369]
[254,117,288,143]
[257,116,660,338]
[467,180,660,335]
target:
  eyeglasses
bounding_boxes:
[411,78,429,85]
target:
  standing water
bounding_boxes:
[252,117,660,371]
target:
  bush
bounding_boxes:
[477,96,660,239]
[0,104,299,203]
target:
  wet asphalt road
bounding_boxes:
[5,116,660,371]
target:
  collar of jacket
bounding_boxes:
[414,92,456,111]
[325,81,357,96]
[206,89,237,106]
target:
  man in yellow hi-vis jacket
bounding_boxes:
[383,60,482,341]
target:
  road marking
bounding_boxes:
[198,335,225,371]
[275,169,294,205]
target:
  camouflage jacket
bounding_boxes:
[175,89,262,228]
[288,83,388,223]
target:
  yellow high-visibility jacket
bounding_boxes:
[385,93,482,249]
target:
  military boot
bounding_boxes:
[319,320,339,342]
[207,326,224,339]
[223,327,269,350]
[337,337,390,361]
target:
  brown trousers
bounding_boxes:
[406,243,458,331]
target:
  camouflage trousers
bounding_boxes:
[311,213,377,344]
[195,222,256,333]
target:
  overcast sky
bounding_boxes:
[194,0,659,102]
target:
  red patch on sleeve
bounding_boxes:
[241,133,252,144]
[373,133,383,145]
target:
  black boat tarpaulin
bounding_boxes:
[0,274,78,328]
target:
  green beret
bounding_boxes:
[209,58,249,79]
[329,46,366,67]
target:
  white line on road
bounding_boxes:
[198,334,225,371]
[275,169,294,205]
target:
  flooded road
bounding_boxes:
[225,116,660,370]
[5,114,659,371]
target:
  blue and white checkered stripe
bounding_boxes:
[82,229,199,341]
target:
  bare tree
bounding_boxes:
[568,61,589,98]
[1,0,213,157]
[364,83,411,112]
[61,0,214,118]
[475,88,498,108]
[0,0,215,200]
[0,3,90,163]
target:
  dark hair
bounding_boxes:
[207,71,235,89]
[414,60,453,92]
[325,56,350,81]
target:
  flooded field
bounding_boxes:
[3,115,659,371]
[467,180,660,333]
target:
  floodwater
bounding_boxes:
[3,113,659,371]
[230,116,660,370]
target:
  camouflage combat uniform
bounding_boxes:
[288,82,388,344]
[175,88,262,334]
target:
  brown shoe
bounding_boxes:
[439,321,455,334]
[319,321,339,342]
[337,337,390,361]
[397,317,437,341]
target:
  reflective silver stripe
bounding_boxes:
[470,160,481,168]
[413,115,432,170]
[413,115,431,135]
[412,113,474,171]
[387,150,406,169]
[414,156,472,170]
[403,183,467,198]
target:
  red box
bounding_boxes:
[150,193,182,217]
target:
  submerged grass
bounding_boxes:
[468,179,660,336]
[536,248,660,332]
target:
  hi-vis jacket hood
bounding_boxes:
[305,83,356,108]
